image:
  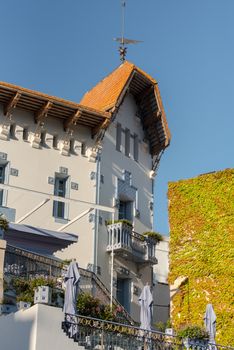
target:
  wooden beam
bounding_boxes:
[34,101,52,124]
[143,111,161,128]
[91,118,111,138]
[63,109,81,131]
[4,91,21,116]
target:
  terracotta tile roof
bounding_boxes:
[80,61,157,112]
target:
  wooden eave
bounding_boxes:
[0,82,111,131]
[110,70,171,155]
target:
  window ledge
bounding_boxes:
[54,217,69,224]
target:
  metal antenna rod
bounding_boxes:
[114,0,143,62]
[121,0,126,45]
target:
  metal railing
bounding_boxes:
[106,222,157,264]
[4,244,64,278]
[4,244,134,324]
[62,314,234,350]
[78,267,134,325]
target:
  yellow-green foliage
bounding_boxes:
[168,169,234,346]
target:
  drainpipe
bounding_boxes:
[93,148,101,272]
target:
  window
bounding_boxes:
[0,164,6,206]
[40,131,46,147]
[125,128,130,157]
[9,124,16,139]
[81,142,86,156]
[53,135,58,148]
[116,123,122,152]
[119,200,132,221]
[69,139,75,154]
[53,175,68,218]
[23,127,29,141]
[133,134,139,161]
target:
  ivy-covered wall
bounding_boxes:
[168,169,234,346]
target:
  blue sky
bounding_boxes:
[0,0,233,234]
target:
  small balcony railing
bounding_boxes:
[106,222,157,264]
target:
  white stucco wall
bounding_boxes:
[96,94,154,320]
[0,106,97,269]
[0,304,83,350]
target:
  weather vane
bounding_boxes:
[114,1,142,62]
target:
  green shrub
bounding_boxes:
[77,292,118,321]
[177,325,209,340]
[0,214,9,231]
[12,277,56,304]
[154,321,166,332]
[142,231,163,243]
[105,219,133,227]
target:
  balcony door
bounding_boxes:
[116,278,130,312]
[119,200,132,221]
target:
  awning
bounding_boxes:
[5,223,78,255]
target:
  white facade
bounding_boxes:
[0,105,97,266]
[0,63,170,322]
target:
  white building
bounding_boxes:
[0,61,171,321]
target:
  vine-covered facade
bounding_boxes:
[168,169,234,346]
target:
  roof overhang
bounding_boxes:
[113,70,171,155]
[0,81,111,132]
[5,223,78,255]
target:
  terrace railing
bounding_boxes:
[62,314,234,350]
[4,244,64,279]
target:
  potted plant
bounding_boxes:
[142,231,163,243]
[0,214,8,239]
[177,325,209,348]
[165,319,174,336]
[105,219,133,227]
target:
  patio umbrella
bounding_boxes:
[63,260,80,315]
[63,261,80,338]
[139,284,153,331]
[204,304,216,344]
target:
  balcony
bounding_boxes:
[106,222,157,265]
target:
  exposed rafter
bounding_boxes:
[4,91,21,117]
[64,109,81,131]
[34,101,52,124]
[92,118,111,138]
[143,111,161,128]
[138,85,153,105]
